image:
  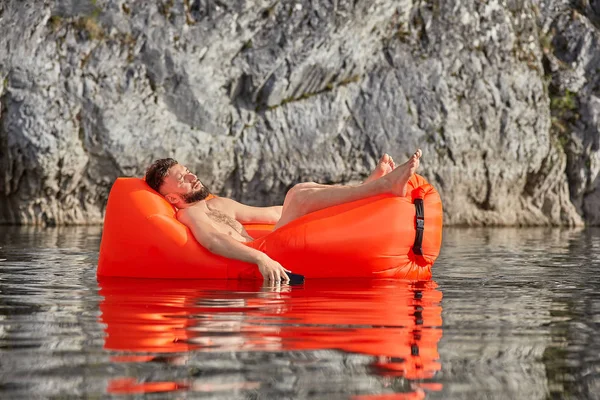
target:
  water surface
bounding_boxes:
[0,226,599,399]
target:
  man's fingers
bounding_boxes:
[262,262,290,284]
[270,268,278,283]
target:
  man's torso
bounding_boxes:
[177,199,253,242]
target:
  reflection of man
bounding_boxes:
[102,279,442,396]
[145,150,422,283]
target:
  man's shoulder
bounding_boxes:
[207,197,251,218]
[207,196,230,204]
[176,202,209,221]
[207,196,244,209]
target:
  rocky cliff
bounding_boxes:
[0,0,598,226]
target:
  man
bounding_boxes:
[145,150,422,283]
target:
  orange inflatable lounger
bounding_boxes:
[97,175,443,280]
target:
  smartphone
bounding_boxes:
[285,272,305,285]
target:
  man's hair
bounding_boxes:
[145,158,178,193]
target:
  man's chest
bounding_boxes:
[205,207,242,230]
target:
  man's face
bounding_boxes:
[160,164,211,204]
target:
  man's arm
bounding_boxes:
[178,208,289,282]
[208,197,282,224]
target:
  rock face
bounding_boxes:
[540,0,600,225]
[0,0,597,226]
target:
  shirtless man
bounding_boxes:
[145,150,422,283]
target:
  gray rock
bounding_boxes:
[539,0,600,224]
[0,0,597,225]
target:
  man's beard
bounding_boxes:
[182,185,211,203]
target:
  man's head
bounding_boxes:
[145,158,211,207]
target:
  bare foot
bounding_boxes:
[384,149,421,196]
[365,154,396,183]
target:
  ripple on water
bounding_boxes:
[1,226,600,399]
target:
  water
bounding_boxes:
[0,226,599,399]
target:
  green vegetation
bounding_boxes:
[540,26,580,150]
[48,1,138,65]
[549,88,579,148]
[552,119,570,147]
[48,15,63,31]
[48,1,104,40]
[338,75,360,86]
[159,0,175,20]
[531,3,541,18]
[261,75,362,112]
[115,32,137,62]
[90,0,102,19]
[241,39,253,51]
[183,0,196,25]
[539,31,554,55]
[74,16,104,40]
[396,22,411,42]
[80,51,93,68]
[262,1,280,19]
[425,132,436,144]
[550,89,577,113]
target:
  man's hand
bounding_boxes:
[256,254,291,284]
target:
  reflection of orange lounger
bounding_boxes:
[99,278,443,395]
[97,174,443,280]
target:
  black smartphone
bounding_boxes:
[284,272,305,285]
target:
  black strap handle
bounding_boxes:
[413,198,424,256]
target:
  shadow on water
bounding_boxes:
[98,278,444,399]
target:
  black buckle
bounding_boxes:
[416,217,424,230]
[413,198,424,256]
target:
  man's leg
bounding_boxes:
[274,149,421,229]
